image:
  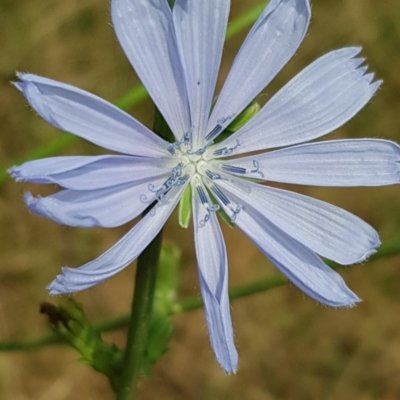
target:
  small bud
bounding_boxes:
[214,101,261,144]
[227,101,260,132]
[40,300,123,390]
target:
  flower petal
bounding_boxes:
[173,0,230,148]
[47,185,185,294]
[24,173,169,228]
[206,0,310,139]
[206,181,360,307]
[16,74,169,157]
[112,0,190,139]
[211,174,379,265]
[192,177,237,374]
[210,48,381,157]
[10,155,176,190]
[220,139,400,186]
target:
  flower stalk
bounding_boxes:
[116,109,170,399]
[116,227,163,400]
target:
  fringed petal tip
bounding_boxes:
[22,191,103,227]
[317,284,361,309]
[223,363,238,375]
[7,164,38,183]
[23,192,46,217]
[47,273,69,296]
[347,234,380,265]
[350,61,382,91]
[23,192,56,221]
[332,292,362,309]
[7,166,22,181]
[12,81,24,92]
[13,73,34,92]
[357,242,380,264]
[47,267,99,295]
[15,72,38,82]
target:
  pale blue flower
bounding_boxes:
[10,0,400,373]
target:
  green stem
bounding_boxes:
[116,229,163,400]
[116,106,171,399]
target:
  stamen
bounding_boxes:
[147,163,189,202]
[182,128,192,145]
[217,115,235,125]
[250,160,264,178]
[210,185,229,205]
[205,125,223,142]
[205,170,222,180]
[222,161,264,179]
[187,140,214,156]
[213,140,241,156]
[196,185,220,227]
[205,115,235,142]
[197,186,208,204]
[167,143,178,155]
[210,185,242,221]
[222,165,247,174]
[168,128,193,155]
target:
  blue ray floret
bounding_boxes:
[9,0,400,374]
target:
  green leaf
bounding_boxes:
[40,300,123,391]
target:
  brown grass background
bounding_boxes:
[1,0,400,399]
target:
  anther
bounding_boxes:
[205,114,235,142]
[210,185,242,221]
[250,160,264,178]
[147,163,189,203]
[197,185,220,227]
[187,140,214,156]
[205,170,222,180]
[221,165,247,175]
[213,140,241,156]
[205,125,223,142]
[167,128,193,155]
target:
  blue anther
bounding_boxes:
[167,128,193,154]
[196,185,220,226]
[213,140,241,156]
[205,114,235,142]
[210,185,242,221]
[147,163,188,203]
[205,124,223,141]
[222,165,247,174]
[187,140,214,156]
[211,185,230,206]
[197,186,208,204]
[205,170,222,180]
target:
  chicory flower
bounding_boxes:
[10,0,400,373]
